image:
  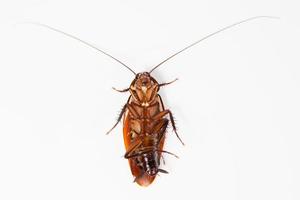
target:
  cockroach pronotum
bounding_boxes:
[27,16,277,186]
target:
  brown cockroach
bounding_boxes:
[108,71,183,186]
[28,16,277,186]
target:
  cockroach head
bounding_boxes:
[132,72,157,89]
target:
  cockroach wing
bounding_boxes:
[122,96,166,187]
[123,111,154,186]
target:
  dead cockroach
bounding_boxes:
[27,16,277,186]
[107,71,183,186]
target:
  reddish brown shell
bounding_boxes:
[123,109,165,187]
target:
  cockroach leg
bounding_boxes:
[158,169,169,174]
[126,146,179,159]
[152,110,185,145]
[106,96,133,135]
[124,139,143,158]
[112,87,130,93]
[155,149,179,158]
[156,120,168,166]
[161,155,166,165]
[106,103,127,135]
[158,78,178,87]
[168,110,185,146]
[153,119,168,139]
[158,95,165,110]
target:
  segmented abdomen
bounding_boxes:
[123,96,167,186]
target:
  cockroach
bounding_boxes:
[27,16,277,186]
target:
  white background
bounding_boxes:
[0,0,299,199]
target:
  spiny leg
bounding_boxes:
[168,110,185,145]
[130,119,177,159]
[125,119,177,158]
[106,104,127,135]
[124,139,143,159]
[159,78,178,87]
[124,125,179,159]
[155,119,169,165]
[125,146,179,159]
[155,98,174,160]
[106,96,131,135]
[152,119,168,141]
[153,110,185,145]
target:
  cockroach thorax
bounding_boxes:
[129,72,159,106]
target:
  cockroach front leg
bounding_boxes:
[159,78,178,87]
[153,110,185,145]
[112,87,130,92]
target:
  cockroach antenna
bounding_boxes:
[149,16,279,74]
[24,22,137,75]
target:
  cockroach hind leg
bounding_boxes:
[152,109,185,145]
[124,140,143,159]
[112,87,130,93]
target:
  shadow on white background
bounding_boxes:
[0,0,299,200]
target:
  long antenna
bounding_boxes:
[24,22,137,75]
[149,16,278,73]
